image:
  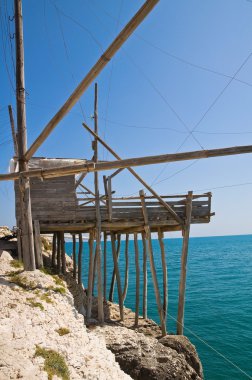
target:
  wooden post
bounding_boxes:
[111,232,124,321]
[140,190,166,336]
[16,228,22,261]
[107,176,113,222]
[33,220,43,268]
[122,233,129,302]
[158,229,168,319]
[51,233,57,269]
[141,231,147,319]
[92,250,97,295]
[87,231,94,319]
[15,0,35,271]
[177,191,193,335]
[109,234,121,302]
[72,234,77,280]
[60,232,66,275]
[134,233,140,327]
[78,233,83,285]
[57,232,61,274]
[103,232,107,300]
[8,105,18,156]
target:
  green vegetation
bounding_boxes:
[52,275,65,288]
[40,292,53,304]
[8,273,36,290]
[10,260,23,269]
[56,327,70,336]
[35,346,70,380]
[48,286,66,295]
[27,298,44,311]
[40,266,55,276]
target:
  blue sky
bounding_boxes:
[1,0,252,237]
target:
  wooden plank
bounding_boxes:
[75,172,87,188]
[78,233,83,285]
[134,233,140,327]
[142,231,147,319]
[107,176,112,222]
[140,189,166,336]
[87,232,94,320]
[177,191,193,335]
[158,229,167,319]
[122,233,129,302]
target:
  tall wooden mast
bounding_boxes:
[15,0,35,270]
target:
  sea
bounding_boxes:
[65,234,252,380]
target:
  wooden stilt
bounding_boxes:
[51,233,57,269]
[103,232,107,300]
[72,234,77,280]
[92,249,97,295]
[134,233,140,327]
[177,191,193,335]
[16,228,22,262]
[122,233,129,302]
[57,232,61,274]
[158,229,168,319]
[141,231,147,319]
[87,231,94,320]
[140,190,166,336]
[60,232,66,275]
[78,233,83,285]
[111,232,124,321]
[33,220,43,268]
[109,234,121,302]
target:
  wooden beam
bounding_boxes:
[87,231,94,320]
[109,234,121,301]
[24,0,160,160]
[82,123,183,225]
[134,233,140,327]
[111,232,124,321]
[158,229,167,319]
[75,172,87,188]
[103,232,107,300]
[33,220,43,268]
[72,234,77,280]
[60,231,66,275]
[51,233,57,269]
[177,191,193,335]
[140,189,166,336]
[142,231,147,319]
[8,105,18,156]
[78,233,83,285]
[122,233,129,302]
[2,144,252,182]
[56,232,61,274]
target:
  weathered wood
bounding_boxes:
[33,220,43,268]
[17,228,22,261]
[134,233,140,327]
[72,234,77,279]
[107,176,113,222]
[142,231,147,319]
[24,0,160,161]
[177,191,193,335]
[4,144,252,182]
[87,232,94,319]
[52,233,57,268]
[82,124,183,225]
[60,231,66,275]
[75,172,87,188]
[103,232,107,300]
[158,229,167,319]
[8,105,18,156]
[15,0,35,271]
[93,82,104,323]
[122,234,129,302]
[57,232,61,274]
[78,233,83,285]
[140,190,166,336]
[111,232,124,321]
[109,234,121,302]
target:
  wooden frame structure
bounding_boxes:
[1,0,252,336]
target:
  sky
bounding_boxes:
[0,0,252,237]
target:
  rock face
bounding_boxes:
[94,326,203,380]
[0,254,131,380]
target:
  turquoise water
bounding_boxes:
[66,235,252,380]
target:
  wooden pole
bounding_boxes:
[109,234,121,302]
[33,220,43,268]
[134,233,140,327]
[122,234,129,302]
[140,190,166,336]
[78,233,83,285]
[51,233,57,268]
[60,232,66,275]
[103,232,107,300]
[3,144,252,182]
[15,0,35,271]
[141,231,147,319]
[107,176,113,222]
[111,232,124,321]
[87,231,94,320]
[72,234,77,280]
[177,191,193,335]
[56,232,61,274]
[8,105,18,156]
[93,83,104,323]
[158,229,168,319]
[82,124,183,225]
[24,0,160,161]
